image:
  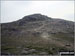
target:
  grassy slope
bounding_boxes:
[1,32,74,55]
[1,19,74,55]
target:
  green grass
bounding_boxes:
[51,33,74,43]
[1,32,74,55]
[1,45,22,55]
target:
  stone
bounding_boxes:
[24,48,29,51]
[21,50,29,55]
[29,49,36,53]
[39,52,48,55]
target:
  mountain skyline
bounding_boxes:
[1,14,74,55]
[1,1,74,23]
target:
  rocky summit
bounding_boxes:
[1,14,74,55]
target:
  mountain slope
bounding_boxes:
[1,14,74,55]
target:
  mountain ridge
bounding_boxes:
[1,14,74,55]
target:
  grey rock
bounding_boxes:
[21,50,29,54]
[39,52,48,55]
[29,49,37,53]
[23,48,29,50]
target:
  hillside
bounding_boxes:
[1,14,74,55]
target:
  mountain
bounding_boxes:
[1,14,74,55]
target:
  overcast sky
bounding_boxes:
[1,1,74,23]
